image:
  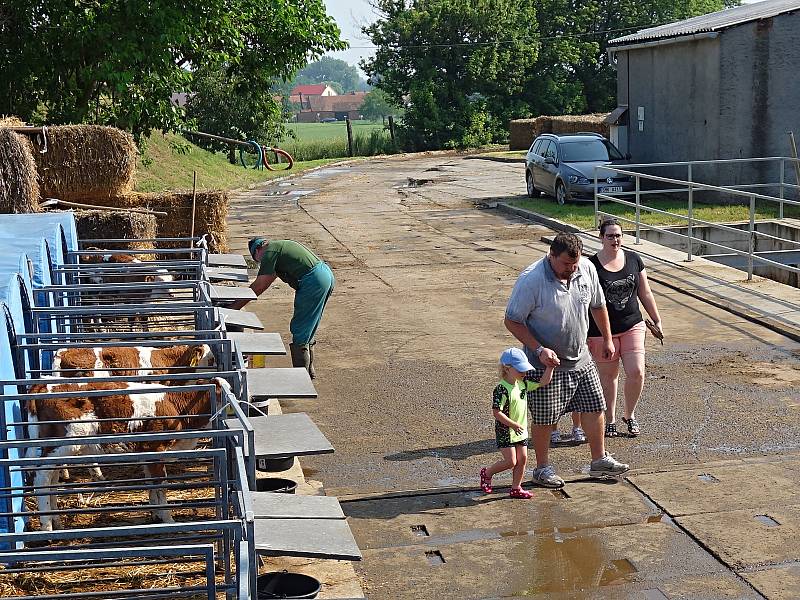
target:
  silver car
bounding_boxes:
[525,133,633,204]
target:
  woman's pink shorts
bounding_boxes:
[588,321,646,363]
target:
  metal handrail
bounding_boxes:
[593,156,800,281]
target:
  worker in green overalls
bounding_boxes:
[230,237,334,378]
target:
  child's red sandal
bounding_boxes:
[509,487,533,499]
[480,467,492,494]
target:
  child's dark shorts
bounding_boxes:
[495,427,529,449]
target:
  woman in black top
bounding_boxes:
[587,218,663,437]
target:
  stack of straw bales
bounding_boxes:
[34,125,137,202]
[142,191,229,253]
[73,210,157,251]
[509,113,610,150]
[0,118,40,213]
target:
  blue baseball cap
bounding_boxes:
[500,347,534,372]
[248,237,266,260]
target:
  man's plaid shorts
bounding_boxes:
[526,362,606,425]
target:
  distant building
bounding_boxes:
[295,91,368,123]
[607,0,800,185]
[289,84,338,110]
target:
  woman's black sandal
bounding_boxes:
[605,422,619,438]
[621,416,640,437]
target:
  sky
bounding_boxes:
[323,0,377,72]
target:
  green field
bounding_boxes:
[285,121,387,143]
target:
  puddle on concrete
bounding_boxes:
[698,473,719,483]
[512,533,638,595]
[754,514,780,527]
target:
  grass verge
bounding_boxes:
[134,132,354,193]
[509,196,800,231]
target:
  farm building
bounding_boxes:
[295,91,368,123]
[607,0,800,186]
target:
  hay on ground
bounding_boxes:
[73,209,157,250]
[0,128,40,213]
[33,125,137,203]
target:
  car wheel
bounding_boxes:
[526,171,537,198]
[555,181,567,205]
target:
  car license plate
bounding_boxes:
[601,186,623,193]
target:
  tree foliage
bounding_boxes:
[0,0,345,137]
[362,0,539,150]
[294,56,364,93]
[363,0,739,148]
[360,89,399,121]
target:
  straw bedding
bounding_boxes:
[0,128,40,213]
[509,113,610,150]
[33,125,137,202]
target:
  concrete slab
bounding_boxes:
[246,367,317,399]
[253,518,362,560]
[741,564,800,600]
[677,506,800,569]
[207,253,248,268]
[629,462,800,516]
[227,332,286,355]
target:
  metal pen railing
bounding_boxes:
[593,157,800,281]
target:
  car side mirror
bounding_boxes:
[544,156,557,165]
[625,152,632,160]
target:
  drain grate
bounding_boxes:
[425,550,445,565]
[411,525,430,537]
[697,473,719,483]
[754,514,780,527]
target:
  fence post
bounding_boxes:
[346,116,354,157]
[635,176,641,244]
[748,193,756,281]
[687,182,693,262]
[388,115,396,147]
[779,158,785,219]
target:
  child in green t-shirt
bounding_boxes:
[480,348,553,499]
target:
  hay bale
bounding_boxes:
[509,119,537,150]
[509,113,611,150]
[125,191,229,253]
[0,128,40,213]
[0,116,25,127]
[73,209,157,250]
[34,125,137,203]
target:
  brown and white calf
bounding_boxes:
[52,344,215,378]
[26,377,232,531]
[80,251,175,286]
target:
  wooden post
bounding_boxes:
[190,171,198,242]
[346,116,354,157]
[388,116,396,147]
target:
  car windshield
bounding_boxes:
[560,139,624,162]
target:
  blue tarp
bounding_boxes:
[0,268,33,543]
[0,212,78,260]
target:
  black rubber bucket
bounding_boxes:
[257,455,294,472]
[247,400,270,418]
[257,571,321,599]
[255,477,297,494]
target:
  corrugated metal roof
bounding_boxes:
[609,0,800,47]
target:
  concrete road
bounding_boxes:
[229,156,800,599]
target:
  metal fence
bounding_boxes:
[593,156,800,281]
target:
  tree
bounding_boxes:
[519,0,739,115]
[363,0,539,150]
[360,89,398,122]
[294,57,362,93]
[0,0,345,137]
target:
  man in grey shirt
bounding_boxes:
[505,233,629,488]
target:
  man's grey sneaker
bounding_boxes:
[549,430,561,447]
[532,464,565,488]
[571,426,587,443]
[589,452,630,478]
